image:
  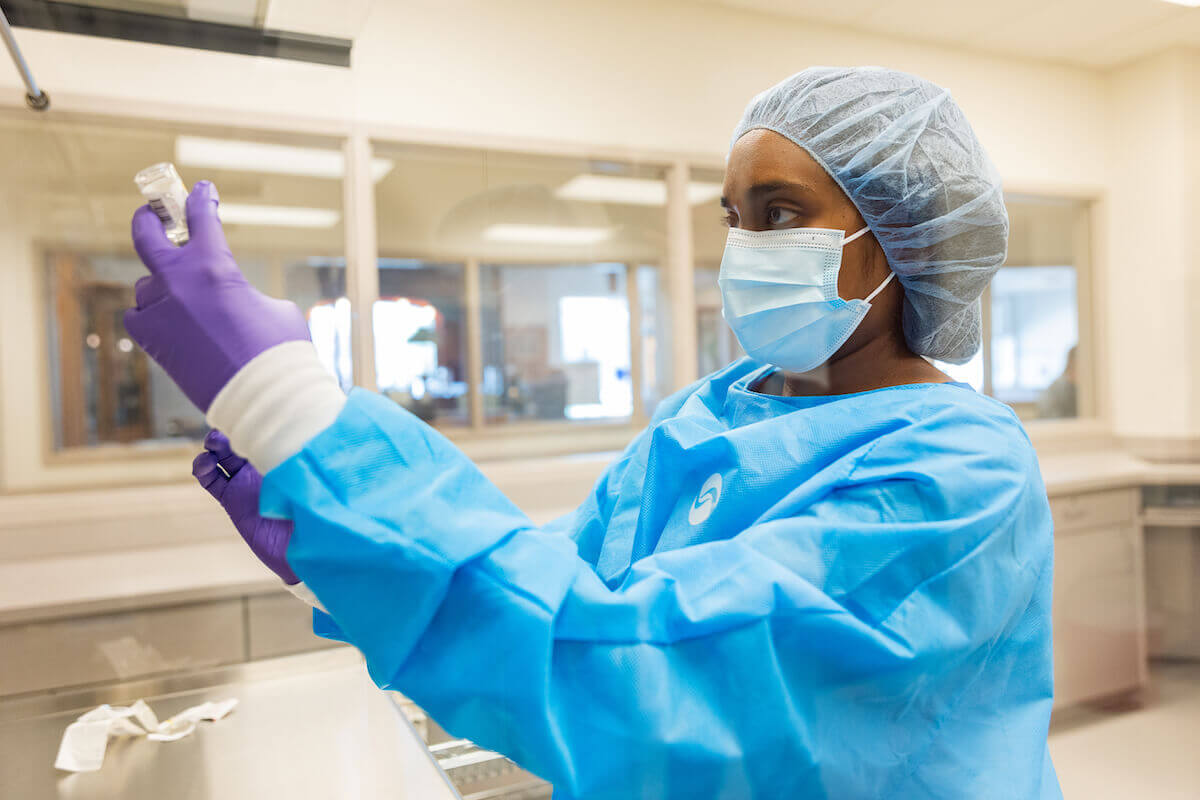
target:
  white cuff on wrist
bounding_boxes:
[206,341,347,473]
[286,581,325,612]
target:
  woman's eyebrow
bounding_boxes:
[721,181,819,208]
[745,180,818,199]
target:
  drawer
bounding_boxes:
[0,599,244,696]
[1051,489,1136,534]
[1144,527,1200,658]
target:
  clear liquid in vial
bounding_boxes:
[134,162,189,246]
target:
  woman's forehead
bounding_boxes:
[723,130,837,196]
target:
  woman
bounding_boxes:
[130,67,1060,798]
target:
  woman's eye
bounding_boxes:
[766,207,799,226]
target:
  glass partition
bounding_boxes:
[691,170,1091,420]
[481,263,631,423]
[694,266,743,378]
[690,167,740,379]
[992,196,1088,420]
[26,125,1095,457]
[935,195,1089,417]
[373,260,469,425]
[637,264,673,414]
[373,142,669,428]
[24,119,348,450]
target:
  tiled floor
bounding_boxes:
[1049,662,1200,798]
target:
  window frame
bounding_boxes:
[1,96,1107,489]
[357,138,698,449]
[357,256,656,434]
[0,101,706,489]
[686,184,1107,438]
[989,189,1104,432]
[37,239,352,467]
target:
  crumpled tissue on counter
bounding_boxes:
[55,697,238,772]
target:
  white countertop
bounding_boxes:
[1,449,1196,628]
[0,540,279,626]
[0,505,577,627]
[1038,450,1200,496]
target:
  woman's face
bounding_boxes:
[721,129,900,363]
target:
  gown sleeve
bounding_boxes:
[260,389,1054,800]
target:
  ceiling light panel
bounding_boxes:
[218,203,341,228]
[483,224,612,245]
[556,174,724,206]
[176,137,394,181]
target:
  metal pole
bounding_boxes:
[0,7,49,110]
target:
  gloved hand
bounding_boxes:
[193,430,298,585]
[125,181,311,412]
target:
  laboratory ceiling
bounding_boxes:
[699,0,1200,68]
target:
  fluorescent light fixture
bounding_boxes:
[176,136,394,181]
[483,224,612,245]
[686,182,725,205]
[555,174,723,206]
[1161,0,1200,6]
[558,175,664,205]
[219,203,341,228]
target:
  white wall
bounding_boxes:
[1105,47,1200,445]
[1,0,1108,182]
[374,1,1109,187]
[1189,51,1200,442]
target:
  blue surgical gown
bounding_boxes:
[260,359,1061,799]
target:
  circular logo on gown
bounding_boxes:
[689,473,723,526]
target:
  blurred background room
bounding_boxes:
[0,1,1198,797]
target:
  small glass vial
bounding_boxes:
[134,162,189,245]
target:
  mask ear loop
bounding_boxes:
[864,271,896,303]
[843,225,896,304]
[842,225,871,245]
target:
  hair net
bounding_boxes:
[729,66,1008,364]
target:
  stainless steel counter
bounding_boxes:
[0,648,460,799]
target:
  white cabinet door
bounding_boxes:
[1052,523,1144,707]
[1144,526,1200,659]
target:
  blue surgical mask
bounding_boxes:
[718,225,895,373]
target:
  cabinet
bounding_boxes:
[1141,497,1200,659]
[0,599,245,696]
[1050,488,1147,707]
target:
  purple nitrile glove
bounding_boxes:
[125,181,311,413]
[193,430,299,585]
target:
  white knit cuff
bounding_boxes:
[206,341,347,473]
[285,581,326,612]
